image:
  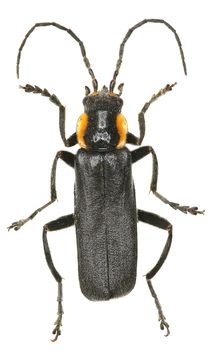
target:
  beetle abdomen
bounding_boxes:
[74,148,137,300]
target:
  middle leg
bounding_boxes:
[132,146,203,215]
[8,151,75,231]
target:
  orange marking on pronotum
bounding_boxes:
[116,113,128,149]
[77,113,88,148]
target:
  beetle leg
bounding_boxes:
[132,146,204,215]
[138,83,177,145]
[138,209,172,336]
[20,84,77,147]
[126,131,140,145]
[43,213,74,342]
[8,151,75,231]
[126,83,176,146]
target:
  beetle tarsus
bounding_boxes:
[20,84,62,107]
[160,319,170,337]
[50,281,64,342]
[51,316,62,342]
[154,192,204,215]
[169,202,204,215]
[146,278,170,337]
[7,219,27,231]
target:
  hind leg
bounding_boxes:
[43,214,74,342]
[138,209,172,336]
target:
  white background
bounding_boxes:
[0,0,209,349]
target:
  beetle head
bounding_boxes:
[76,85,127,151]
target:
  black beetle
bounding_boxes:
[8,19,204,341]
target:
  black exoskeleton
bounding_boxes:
[8,19,204,342]
[81,87,124,151]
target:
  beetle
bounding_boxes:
[8,19,204,341]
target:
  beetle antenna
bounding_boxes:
[17,22,98,92]
[110,19,187,93]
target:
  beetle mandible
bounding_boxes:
[8,19,204,342]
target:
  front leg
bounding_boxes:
[8,151,75,231]
[127,83,176,146]
[20,84,77,147]
[132,146,204,215]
